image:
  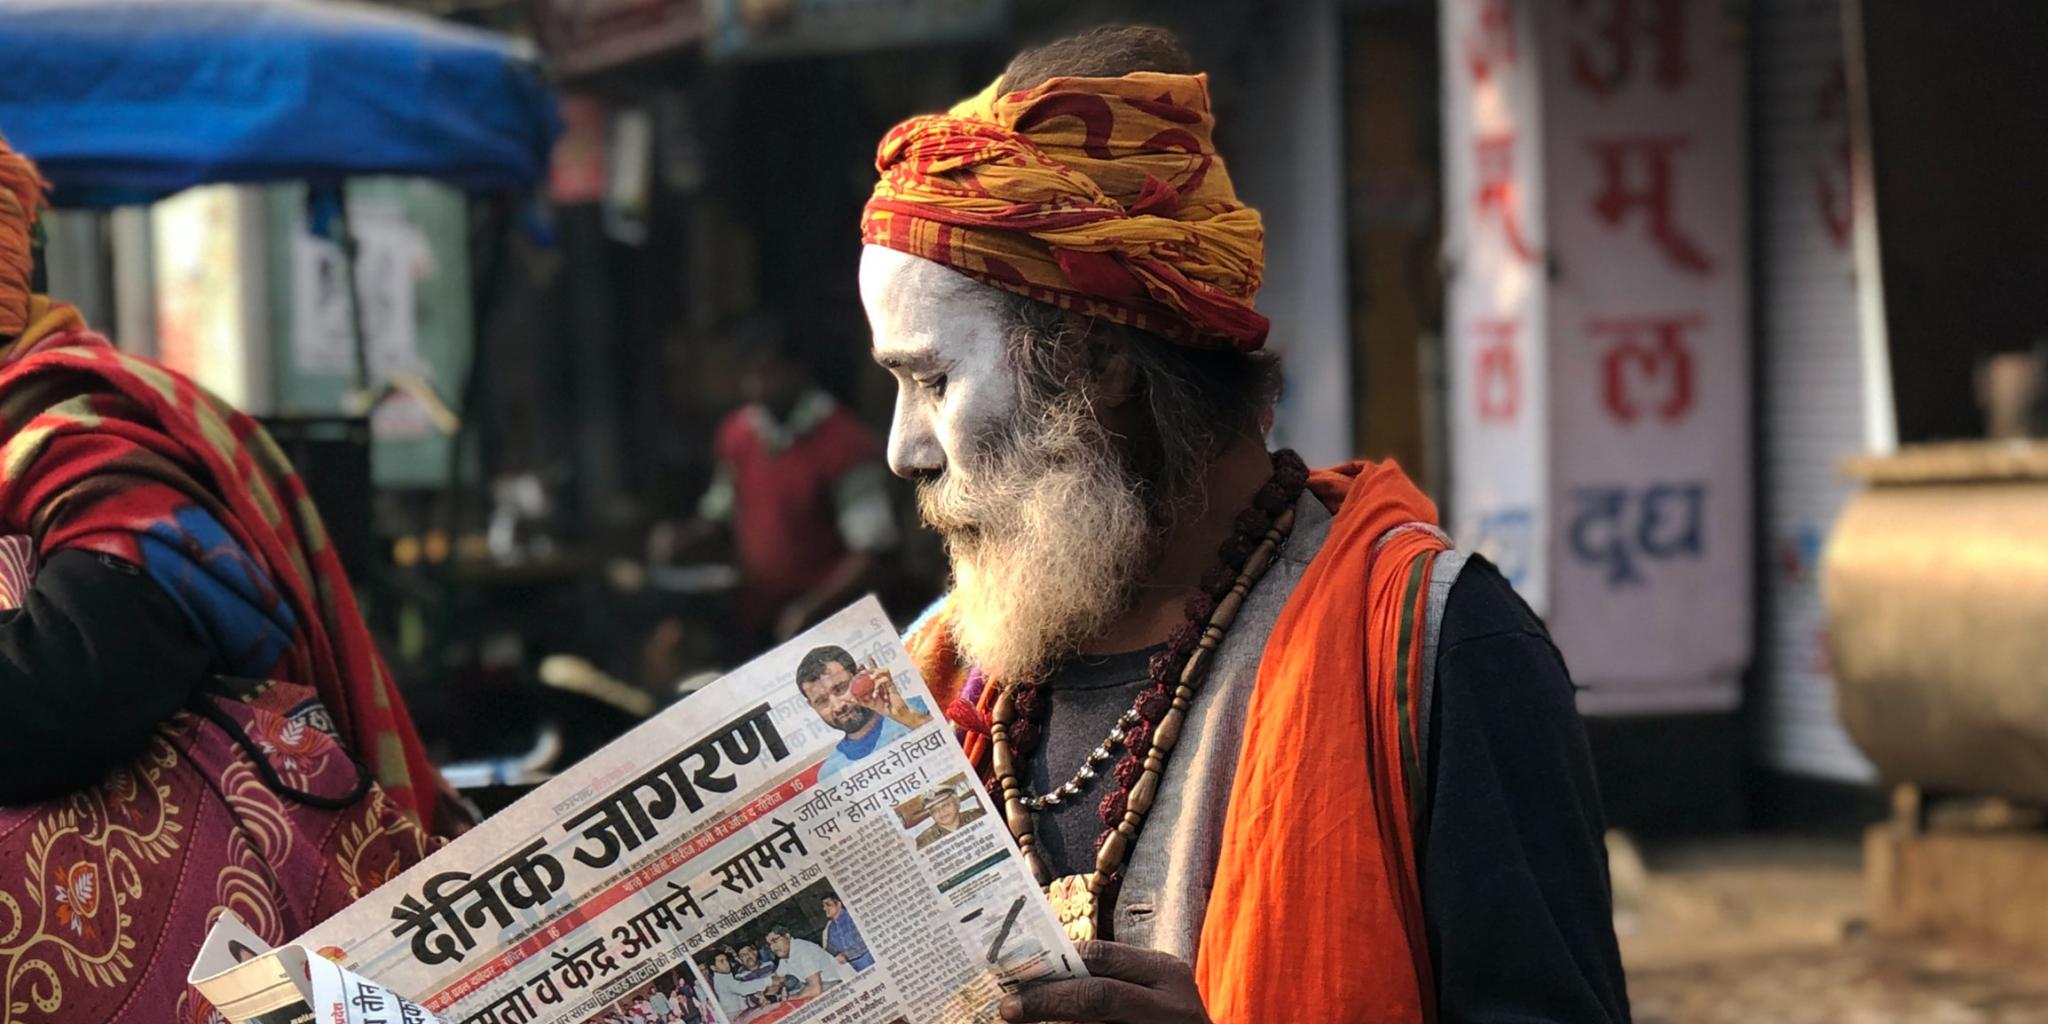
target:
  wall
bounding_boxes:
[1859,0,2048,443]
[1226,0,1354,467]
[1754,0,1875,782]
[1344,4,1444,495]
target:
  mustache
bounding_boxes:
[916,404,1151,537]
[915,477,976,535]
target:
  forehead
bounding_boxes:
[859,246,1012,363]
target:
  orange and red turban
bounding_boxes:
[0,137,45,339]
[862,72,1269,351]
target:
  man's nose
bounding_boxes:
[887,394,943,480]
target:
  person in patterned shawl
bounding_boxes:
[0,137,459,1021]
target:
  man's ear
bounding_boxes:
[1093,350,1140,410]
[1057,311,1140,409]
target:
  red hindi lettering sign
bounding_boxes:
[1445,0,1551,609]
[1475,318,1523,423]
[1591,314,1700,423]
[1476,132,1539,263]
[1466,0,1519,82]
[1587,136,1715,274]
[1542,0,1749,706]
[1568,0,1691,97]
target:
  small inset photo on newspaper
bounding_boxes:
[695,878,874,1024]
[793,644,935,782]
[590,961,718,1024]
[893,772,987,851]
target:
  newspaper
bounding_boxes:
[190,598,1085,1024]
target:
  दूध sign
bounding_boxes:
[1443,0,1750,711]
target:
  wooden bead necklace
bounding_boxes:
[989,449,1307,942]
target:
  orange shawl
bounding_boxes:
[910,461,1446,1021]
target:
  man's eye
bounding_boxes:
[913,374,947,397]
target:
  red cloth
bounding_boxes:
[0,679,441,1023]
[0,323,447,831]
[717,404,883,632]
[0,318,452,1020]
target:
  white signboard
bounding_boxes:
[1540,0,1749,710]
[292,200,431,385]
[1442,0,1750,712]
[1442,0,1551,609]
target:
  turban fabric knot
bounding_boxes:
[862,72,1270,351]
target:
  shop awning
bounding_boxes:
[0,0,561,206]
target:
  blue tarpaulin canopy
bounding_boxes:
[0,0,561,206]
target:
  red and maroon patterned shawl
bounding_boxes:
[0,307,446,830]
[0,303,454,1021]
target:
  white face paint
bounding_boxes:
[858,245,1021,481]
[859,244,1158,681]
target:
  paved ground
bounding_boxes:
[1618,837,2048,1023]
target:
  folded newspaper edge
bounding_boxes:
[191,597,1085,1024]
[189,911,446,1024]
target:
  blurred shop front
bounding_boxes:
[478,0,1371,757]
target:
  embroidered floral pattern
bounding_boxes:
[0,737,175,1019]
[257,716,320,775]
[336,792,427,901]
[0,685,443,1023]
[50,865,99,940]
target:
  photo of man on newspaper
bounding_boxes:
[895,775,987,850]
[695,879,870,1024]
[795,644,933,780]
[820,894,873,972]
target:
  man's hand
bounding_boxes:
[835,952,850,964]
[1000,941,1209,1024]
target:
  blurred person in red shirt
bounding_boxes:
[663,316,899,643]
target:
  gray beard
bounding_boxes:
[918,391,1161,682]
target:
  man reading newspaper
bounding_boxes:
[866,23,1627,1024]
